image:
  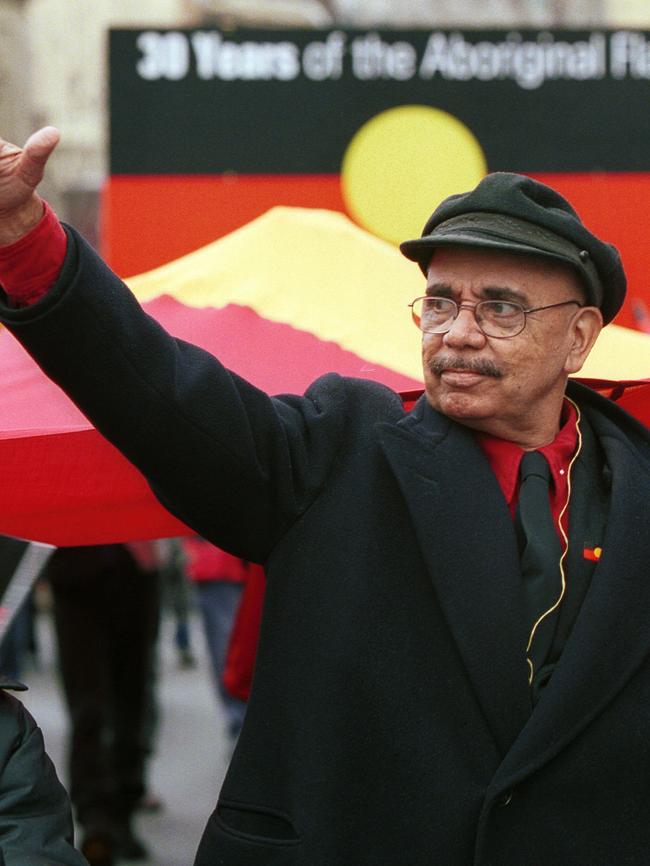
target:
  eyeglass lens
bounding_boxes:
[412,297,525,338]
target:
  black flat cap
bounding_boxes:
[400,172,626,324]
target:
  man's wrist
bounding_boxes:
[0,196,45,246]
[0,200,67,305]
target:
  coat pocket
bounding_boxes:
[194,801,302,866]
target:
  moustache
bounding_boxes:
[428,356,503,379]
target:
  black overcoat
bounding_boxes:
[3,229,650,865]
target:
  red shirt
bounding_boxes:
[181,538,249,583]
[0,201,66,305]
[478,401,579,545]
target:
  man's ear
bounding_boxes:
[564,306,604,375]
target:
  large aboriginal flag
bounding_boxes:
[107,26,650,334]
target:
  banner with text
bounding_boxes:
[107,27,650,330]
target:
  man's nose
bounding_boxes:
[442,305,486,348]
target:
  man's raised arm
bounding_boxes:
[0,128,348,560]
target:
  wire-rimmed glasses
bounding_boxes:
[409,296,583,339]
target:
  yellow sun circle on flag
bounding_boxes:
[341,105,487,245]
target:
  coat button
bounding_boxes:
[497,790,513,807]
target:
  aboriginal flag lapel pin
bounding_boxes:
[583,544,603,562]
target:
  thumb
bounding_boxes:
[20,126,60,187]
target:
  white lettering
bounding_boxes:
[136,31,190,81]
[133,28,619,89]
[610,30,650,79]
[419,30,607,89]
[302,31,346,80]
[189,32,300,81]
[419,32,449,79]
[513,40,546,89]
[351,33,417,80]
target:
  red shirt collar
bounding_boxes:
[477,399,579,512]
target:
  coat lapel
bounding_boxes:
[488,409,650,795]
[377,398,531,756]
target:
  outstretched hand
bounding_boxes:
[0,127,60,243]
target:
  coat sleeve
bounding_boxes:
[0,690,86,866]
[0,228,349,561]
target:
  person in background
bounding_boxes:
[44,544,160,866]
[158,537,197,670]
[181,538,248,740]
[221,560,266,704]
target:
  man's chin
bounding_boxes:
[426,390,493,424]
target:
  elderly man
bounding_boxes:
[0,127,647,866]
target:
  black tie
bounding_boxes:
[516,450,564,694]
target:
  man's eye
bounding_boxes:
[485,301,519,317]
[424,298,452,313]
